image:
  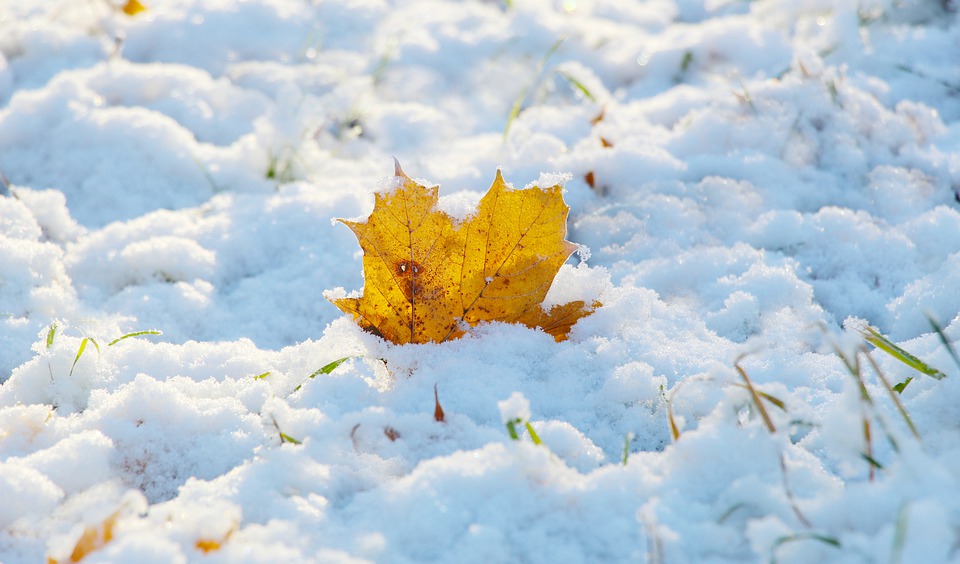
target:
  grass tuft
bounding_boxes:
[503,38,566,141]
[505,417,543,446]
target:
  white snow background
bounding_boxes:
[3,0,960,562]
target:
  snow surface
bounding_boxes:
[3,0,960,562]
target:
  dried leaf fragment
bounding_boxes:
[121,0,147,15]
[330,161,597,344]
[47,511,118,564]
[196,528,234,553]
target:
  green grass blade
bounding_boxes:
[506,418,521,441]
[860,325,946,380]
[254,371,271,380]
[524,421,542,446]
[310,357,350,379]
[864,353,920,440]
[46,322,58,349]
[294,357,352,392]
[503,37,566,141]
[927,314,960,372]
[279,432,302,445]
[891,504,908,564]
[771,533,841,564]
[892,377,913,394]
[69,338,89,377]
[556,70,597,102]
[861,452,884,470]
[503,92,526,141]
[622,432,634,465]
[107,330,162,346]
[735,361,777,433]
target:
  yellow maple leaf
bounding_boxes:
[330,161,597,344]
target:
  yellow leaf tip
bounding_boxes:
[393,157,407,178]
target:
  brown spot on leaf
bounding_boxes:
[396,260,424,302]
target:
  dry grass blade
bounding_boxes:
[734,358,776,434]
[779,454,812,528]
[731,383,786,411]
[664,387,681,442]
[863,352,920,441]
[829,344,889,479]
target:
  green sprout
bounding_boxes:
[505,417,542,446]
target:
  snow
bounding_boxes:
[2,0,960,562]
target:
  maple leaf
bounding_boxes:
[329,161,597,344]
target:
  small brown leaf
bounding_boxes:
[384,426,401,441]
[590,108,605,125]
[584,171,596,189]
[434,384,445,423]
[599,136,613,148]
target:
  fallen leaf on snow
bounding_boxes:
[329,161,597,344]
